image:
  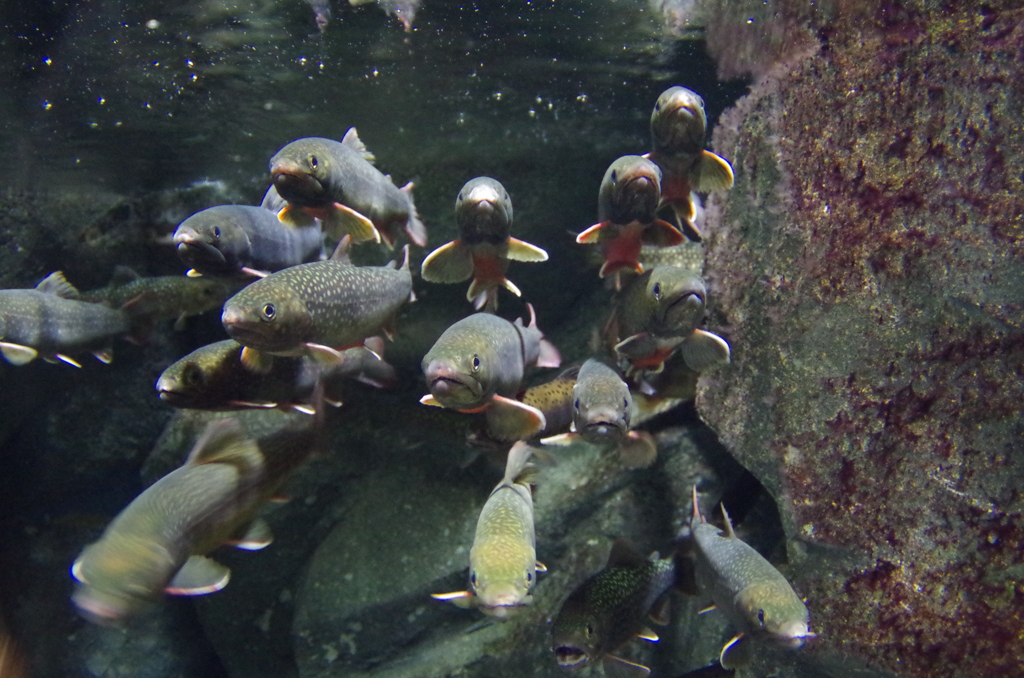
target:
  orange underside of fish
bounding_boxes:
[600,223,645,278]
[627,345,676,370]
[661,173,696,221]
[470,251,508,290]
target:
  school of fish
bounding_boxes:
[0,85,814,674]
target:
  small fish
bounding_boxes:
[350,0,421,32]
[576,156,684,281]
[0,272,131,367]
[432,441,544,618]
[420,304,561,441]
[607,267,730,375]
[173,203,323,278]
[156,338,395,413]
[305,0,331,31]
[80,267,238,331]
[421,177,548,311]
[220,239,413,370]
[269,129,426,248]
[690,487,814,669]
[71,417,319,624]
[647,86,734,241]
[551,539,676,678]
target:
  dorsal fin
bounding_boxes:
[109,266,141,286]
[607,538,646,569]
[35,271,80,299]
[720,503,737,539]
[184,418,263,479]
[329,235,353,263]
[341,127,376,164]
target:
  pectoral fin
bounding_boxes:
[636,627,659,642]
[539,432,577,446]
[240,346,274,373]
[679,330,731,372]
[304,342,347,367]
[576,222,608,244]
[419,394,444,408]
[1,343,39,365]
[166,556,231,595]
[506,238,549,262]
[323,203,381,244]
[616,431,658,469]
[228,518,273,550]
[421,241,474,283]
[719,633,751,670]
[640,219,685,247]
[276,204,318,228]
[694,150,735,192]
[485,395,547,441]
[602,654,651,678]
[431,590,476,609]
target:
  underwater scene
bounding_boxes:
[0,1,1021,677]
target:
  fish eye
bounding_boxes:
[757,609,766,626]
[470,571,477,586]
[308,154,319,170]
[573,398,580,411]
[623,398,629,409]
[585,624,594,637]
[610,169,618,183]
[654,102,661,112]
[183,364,203,387]
[653,282,662,300]
[261,303,276,321]
[213,226,221,238]
[472,354,481,372]
[526,571,533,582]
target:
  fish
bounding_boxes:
[551,539,676,678]
[576,155,684,281]
[80,267,238,331]
[71,416,320,624]
[647,86,734,241]
[305,0,331,32]
[269,129,426,248]
[0,271,131,367]
[173,202,323,279]
[350,0,421,32]
[420,304,561,441]
[156,338,396,413]
[606,267,730,375]
[432,441,545,618]
[421,177,548,311]
[220,238,414,371]
[690,487,814,669]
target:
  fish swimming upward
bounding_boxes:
[80,267,238,332]
[0,272,131,367]
[350,0,421,32]
[173,203,323,278]
[689,487,813,669]
[156,338,395,413]
[71,416,319,624]
[420,304,561,441]
[269,129,426,248]
[421,177,548,311]
[432,441,545,618]
[576,155,684,282]
[647,86,734,241]
[606,267,730,376]
[221,238,414,371]
[551,539,676,678]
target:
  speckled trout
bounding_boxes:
[221,239,413,370]
[690,487,813,669]
[421,177,547,310]
[269,128,426,248]
[432,441,545,618]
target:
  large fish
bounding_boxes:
[420,305,561,441]
[220,239,413,370]
[71,416,319,624]
[173,203,323,278]
[432,441,545,618]
[647,86,734,241]
[421,177,548,311]
[156,338,395,413]
[0,272,131,367]
[269,129,426,248]
[551,539,676,678]
[576,156,684,281]
[690,487,814,669]
[80,267,238,331]
[607,267,730,375]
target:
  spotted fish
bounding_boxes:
[607,267,730,375]
[551,539,676,678]
[173,202,323,278]
[432,441,545,618]
[420,305,561,441]
[576,156,684,282]
[0,272,131,367]
[269,129,426,248]
[421,177,548,311]
[648,86,734,241]
[221,239,413,370]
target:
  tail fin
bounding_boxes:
[400,182,428,247]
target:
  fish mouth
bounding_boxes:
[661,291,704,330]
[176,240,226,266]
[271,161,325,206]
[770,622,815,648]
[583,419,626,439]
[554,647,589,670]
[424,361,483,408]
